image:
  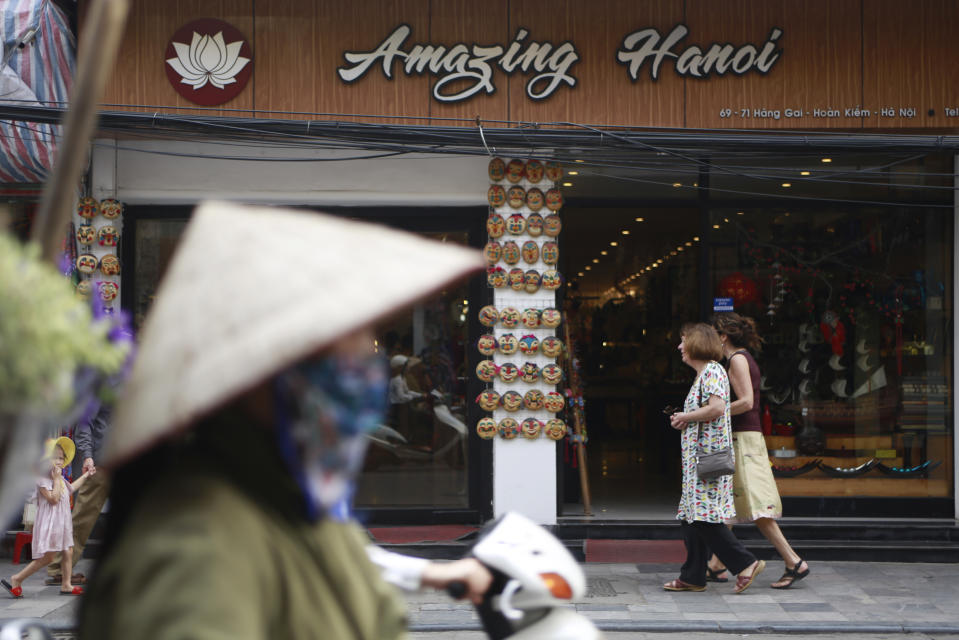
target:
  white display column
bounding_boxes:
[481,159,566,525]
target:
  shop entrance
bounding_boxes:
[560,201,703,518]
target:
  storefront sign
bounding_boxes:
[338,25,580,102]
[165,19,253,106]
[338,23,783,103]
[616,25,783,81]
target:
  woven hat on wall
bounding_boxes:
[106,201,484,465]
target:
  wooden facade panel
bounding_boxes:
[427,0,511,126]
[685,0,861,130]
[862,0,959,128]
[101,1,255,116]
[506,0,686,128]
[255,0,431,125]
[86,0,959,130]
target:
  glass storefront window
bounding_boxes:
[710,205,953,500]
[355,232,472,508]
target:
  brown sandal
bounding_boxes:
[663,578,706,592]
[45,573,86,586]
[734,560,765,594]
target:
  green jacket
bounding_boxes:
[79,418,409,640]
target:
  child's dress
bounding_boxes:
[32,475,73,557]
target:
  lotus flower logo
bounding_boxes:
[164,19,253,106]
[167,31,249,90]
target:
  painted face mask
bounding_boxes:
[272,352,389,522]
[488,157,506,182]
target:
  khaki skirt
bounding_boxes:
[730,431,782,523]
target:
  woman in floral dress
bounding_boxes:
[664,323,765,594]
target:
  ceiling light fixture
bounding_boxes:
[781,182,791,188]
[585,266,592,271]
[610,241,618,247]
[621,230,630,235]
[577,272,584,277]
[600,250,608,256]
[672,182,681,188]
[736,211,744,215]
[568,171,579,175]
[800,171,810,176]
[821,158,832,163]
[635,217,644,222]
[562,182,573,187]
[592,258,599,263]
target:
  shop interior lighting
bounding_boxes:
[693,236,700,242]
[574,159,585,163]
[821,157,832,163]
[685,241,693,246]
[610,241,618,247]
[567,170,578,175]
[635,217,644,222]
[577,271,584,277]
[585,266,591,271]
[592,258,600,263]
[600,250,608,256]
[781,182,792,187]
[677,246,684,252]
[656,259,663,264]
[712,224,720,229]
[670,250,677,256]
[723,217,730,223]
[672,182,681,187]
[562,182,573,187]
[736,211,744,215]
[800,170,810,176]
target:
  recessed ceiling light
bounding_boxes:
[656,259,663,264]
[693,182,698,187]
[723,218,730,223]
[585,266,591,271]
[562,182,573,187]
[592,258,600,263]
[672,182,681,188]
[577,272,584,277]
[781,182,791,188]
[736,211,744,215]
[677,246,684,252]
[600,250,608,256]
[635,217,644,222]
[800,171,810,176]
[712,224,720,229]
[575,159,585,163]
[685,241,692,246]
[621,230,630,235]
[821,158,832,163]
[568,171,578,175]
[670,251,677,256]
[610,241,618,247]
[693,236,700,241]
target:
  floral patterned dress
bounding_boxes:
[676,361,736,524]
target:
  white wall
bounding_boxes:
[91,138,488,206]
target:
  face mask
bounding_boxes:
[273,351,388,521]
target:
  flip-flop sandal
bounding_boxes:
[59,586,84,596]
[2,579,23,598]
[771,559,810,589]
[706,567,729,583]
[663,578,706,592]
[734,560,766,594]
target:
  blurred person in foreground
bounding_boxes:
[665,323,765,594]
[78,202,491,640]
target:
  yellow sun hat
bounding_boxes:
[44,436,76,466]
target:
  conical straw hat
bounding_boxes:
[106,201,484,465]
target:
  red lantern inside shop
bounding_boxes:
[719,272,759,305]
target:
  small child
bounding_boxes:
[2,436,94,597]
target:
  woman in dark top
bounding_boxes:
[707,313,810,589]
